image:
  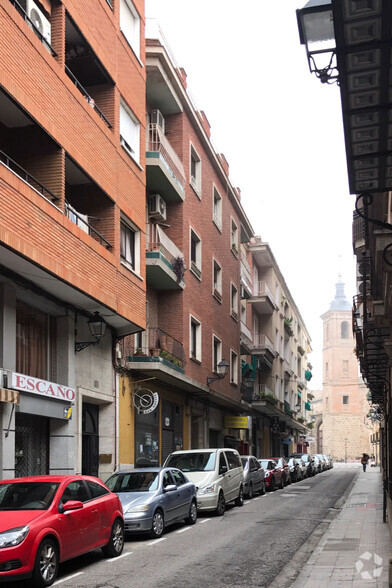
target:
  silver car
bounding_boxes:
[105,467,197,538]
[240,455,266,498]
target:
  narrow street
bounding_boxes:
[5,466,356,588]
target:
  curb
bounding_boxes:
[268,470,360,588]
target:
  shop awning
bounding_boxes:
[305,401,311,411]
[0,388,20,404]
[297,391,302,398]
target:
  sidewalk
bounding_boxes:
[290,465,391,587]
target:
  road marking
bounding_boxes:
[280,493,301,497]
[244,501,250,505]
[53,572,84,585]
[106,551,132,561]
[176,527,191,533]
[295,485,311,489]
[254,496,261,500]
[148,537,166,546]
[200,518,211,523]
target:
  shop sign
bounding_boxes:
[133,389,159,414]
[11,372,76,403]
[224,416,250,429]
[282,437,292,445]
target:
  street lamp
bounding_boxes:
[296,0,338,84]
[207,359,229,386]
[75,312,107,352]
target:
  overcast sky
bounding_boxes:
[145,0,357,389]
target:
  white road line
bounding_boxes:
[254,496,261,500]
[148,537,166,546]
[106,551,132,561]
[244,501,250,505]
[53,572,84,585]
[294,485,311,489]
[176,526,191,533]
[200,518,211,523]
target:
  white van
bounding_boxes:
[163,448,244,515]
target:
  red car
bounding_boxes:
[0,475,124,586]
[258,459,284,491]
[271,457,291,486]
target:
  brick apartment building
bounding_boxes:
[0,0,146,479]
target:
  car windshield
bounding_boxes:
[0,482,59,510]
[301,455,309,462]
[165,452,216,472]
[106,472,159,493]
[259,460,271,469]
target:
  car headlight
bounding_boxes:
[198,484,216,495]
[265,471,270,477]
[125,504,150,513]
[0,526,29,548]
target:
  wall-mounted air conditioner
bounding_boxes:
[151,109,165,133]
[149,194,167,221]
[26,0,51,45]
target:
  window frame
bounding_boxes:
[120,99,140,163]
[189,143,202,197]
[212,334,222,373]
[230,349,238,385]
[230,217,238,254]
[212,258,222,301]
[190,227,202,279]
[230,282,238,320]
[120,0,141,59]
[212,185,222,231]
[190,315,201,362]
[120,216,141,275]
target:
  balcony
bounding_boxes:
[240,322,253,354]
[249,281,275,314]
[240,258,252,299]
[252,334,275,368]
[146,224,185,289]
[127,328,185,373]
[146,124,186,202]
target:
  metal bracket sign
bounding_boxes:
[133,389,159,414]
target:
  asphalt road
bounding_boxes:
[5,466,358,588]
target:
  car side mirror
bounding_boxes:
[59,500,83,513]
[163,484,177,493]
[219,465,228,475]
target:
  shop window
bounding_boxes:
[135,409,159,466]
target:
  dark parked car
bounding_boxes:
[241,456,265,498]
[287,458,303,482]
[290,453,316,476]
[258,459,284,491]
[106,467,197,538]
[0,475,124,586]
[313,455,324,473]
[271,457,291,485]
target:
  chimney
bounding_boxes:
[218,153,229,177]
[198,111,211,138]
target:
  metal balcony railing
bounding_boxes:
[65,201,112,249]
[10,0,57,56]
[65,66,112,129]
[0,149,58,203]
[147,124,186,191]
[129,328,185,368]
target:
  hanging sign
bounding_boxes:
[133,389,159,414]
[224,416,250,429]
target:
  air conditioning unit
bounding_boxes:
[26,0,51,45]
[151,109,165,133]
[149,194,167,221]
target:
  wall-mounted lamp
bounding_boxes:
[75,312,107,352]
[207,359,229,386]
[296,0,338,84]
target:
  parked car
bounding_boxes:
[258,459,284,491]
[290,453,316,476]
[164,448,244,515]
[0,475,124,587]
[271,457,291,485]
[323,455,333,469]
[240,455,266,497]
[298,457,308,479]
[313,455,323,473]
[287,457,303,482]
[106,467,197,538]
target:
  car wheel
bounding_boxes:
[260,482,266,495]
[150,510,164,538]
[235,485,244,507]
[247,483,254,499]
[185,500,197,525]
[102,518,124,557]
[279,476,284,489]
[32,538,59,587]
[269,477,276,491]
[215,491,226,516]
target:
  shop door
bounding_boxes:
[162,401,183,464]
[15,413,49,477]
[82,403,99,477]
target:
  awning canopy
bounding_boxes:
[0,388,20,404]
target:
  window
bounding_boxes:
[16,303,53,380]
[341,321,349,339]
[342,395,349,405]
[231,219,238,253]
[213,259,222,300]
[231,283,238,320]
[121,217,140,274]
[190,315,201,361]
[120,0,140,58]
[212,335,222,372]
[120,100,140,162]
[230,350,238,384]
[325,362,329,379]
[190,228,201,279]
[190,144,201,196]
[170,469,187,486]
[213,186,222,230]
[86,480,109,498]
[225,450,241,469]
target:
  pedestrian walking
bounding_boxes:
[361,453,369,472]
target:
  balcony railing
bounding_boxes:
[254,281,273,299]
[146,123,186,192]
[240,322,252,341]
[253,333,274,352]
[128,328,185,369]
[65,66,112,129]
[11,0,57,56]
[65,201,112,249]
[0,149,58,203]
